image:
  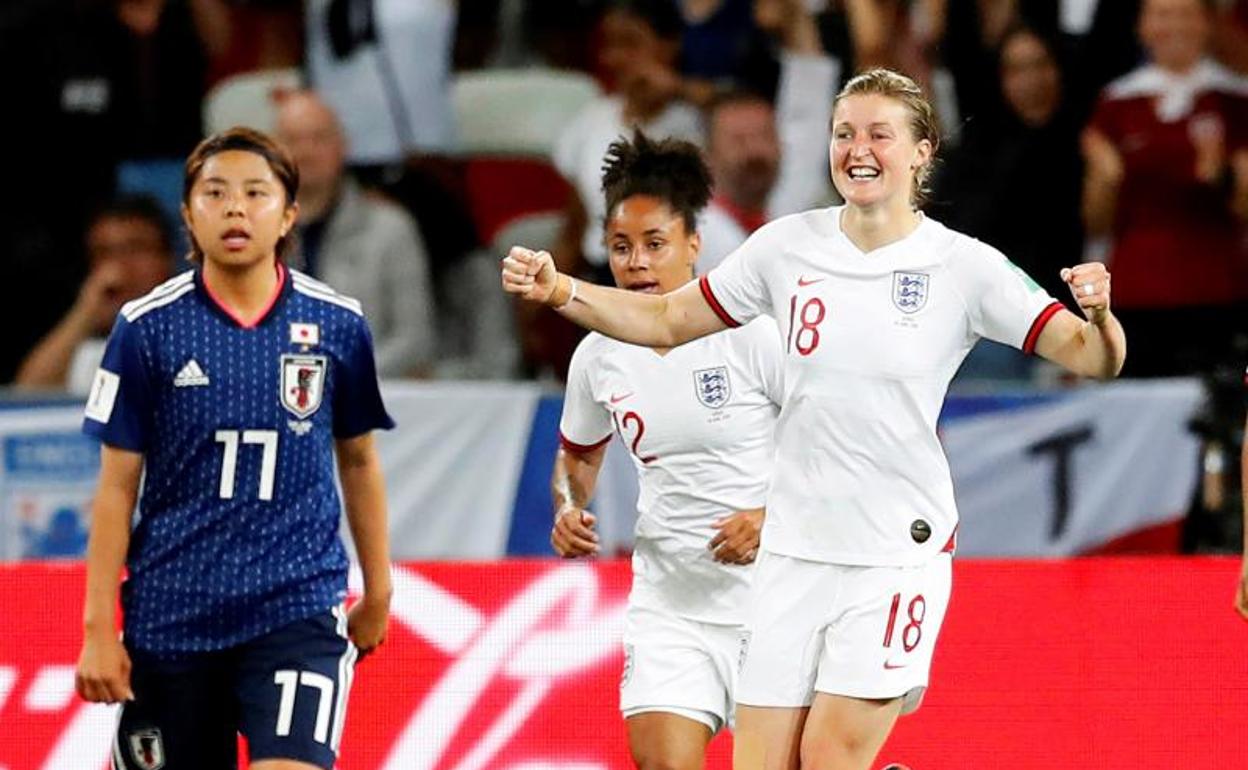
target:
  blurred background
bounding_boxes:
[0,0,1247,767]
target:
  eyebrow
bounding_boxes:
[200,177,275,185]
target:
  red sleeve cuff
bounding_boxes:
[559,431,611,454]
[1023,301,1064,355]
[698,275,742,328]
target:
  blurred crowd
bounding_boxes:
[0,0,1246,390]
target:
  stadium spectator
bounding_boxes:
[697,0,838,272]
[15,197,174,395]
[935,25,1083,301]
[275,89,438,378]
[504,67,1124,770]
[304,0,455,163]
[555,130,782,770]
[933,24,1085,380]
[76,128,394,769]
[190,0,303,86]
[1082,0,1248,377]
[553,0,706,280]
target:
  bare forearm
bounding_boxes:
[1242,430,1248,556]
[82,489,134,635]
[551,448,603,514]
[340,459,392,601]
[15,312,93,389]
[554,276,720,348]
[1082,176,1120,236]
[1071,315,1126,379]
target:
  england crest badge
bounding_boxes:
[892,271,929,314]
[128,727,166,770]
[281,354,327,419]
[693,366,731,409]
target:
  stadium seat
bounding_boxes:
[451,68,600,157]
[462,157,571,245]
[490,210,565,257]
[203,67,303,136]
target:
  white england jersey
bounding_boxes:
[701,206,1063,567]
[560,318,784,625]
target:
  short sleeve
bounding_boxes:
[699,225,777,328]
[82,315,154,451]
[332,318,396,438]
[559,338,612,452]
[948,239,1064,353]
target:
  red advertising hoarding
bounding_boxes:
[1,559,1245,769]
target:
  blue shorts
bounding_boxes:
[113,606,358,770]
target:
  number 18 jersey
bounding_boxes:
[701,207,1061,567]
[82,266,394,655]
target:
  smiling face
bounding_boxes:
[830,93,933,211]
[605,195,698,295]
[182,150,297,271]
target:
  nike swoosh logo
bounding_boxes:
[883,660,908,670]
[609,392,634,404]
[797,276,824,287]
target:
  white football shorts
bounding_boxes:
[619,603,744,733]
[737,550,952,714]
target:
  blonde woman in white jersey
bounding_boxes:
[554,130,783,770]
[506,69,1126,770]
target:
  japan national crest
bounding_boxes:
[128,727,166,770]
[693,366,731,409]
[281,354,327,419]
[892,271,929,314]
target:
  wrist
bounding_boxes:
[549,275,577,310]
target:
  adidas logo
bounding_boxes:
[173,359,210,387]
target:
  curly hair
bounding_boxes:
[600,129,713,233]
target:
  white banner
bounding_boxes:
[943,379,1203,555]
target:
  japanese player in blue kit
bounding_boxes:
[75,128,395,770]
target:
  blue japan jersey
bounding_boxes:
[82,266,394,655]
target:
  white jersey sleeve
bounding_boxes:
[745,317,786,406]
[699,221,784,327]
[559,336,613,451]
[947,237,1064,353]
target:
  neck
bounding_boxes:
[840,200,922,253]
[1159,57,1202,77]
[202,257,283,326]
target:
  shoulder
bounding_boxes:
[289,269,365,318]
[119,270,196,324]
[737,206,838,258]
[571,330,620,361]
[1103,64,1165,101]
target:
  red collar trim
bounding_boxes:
[202,262,287,329]
[713,195,768,235]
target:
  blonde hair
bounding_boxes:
[833,68,941,208]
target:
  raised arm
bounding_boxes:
[76,445,143,704]
[551,443,608,557]
[336,432,392,654]
[502,247,727,347]
[1033,262,1126,379]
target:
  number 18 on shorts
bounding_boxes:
[736,552,952,714]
